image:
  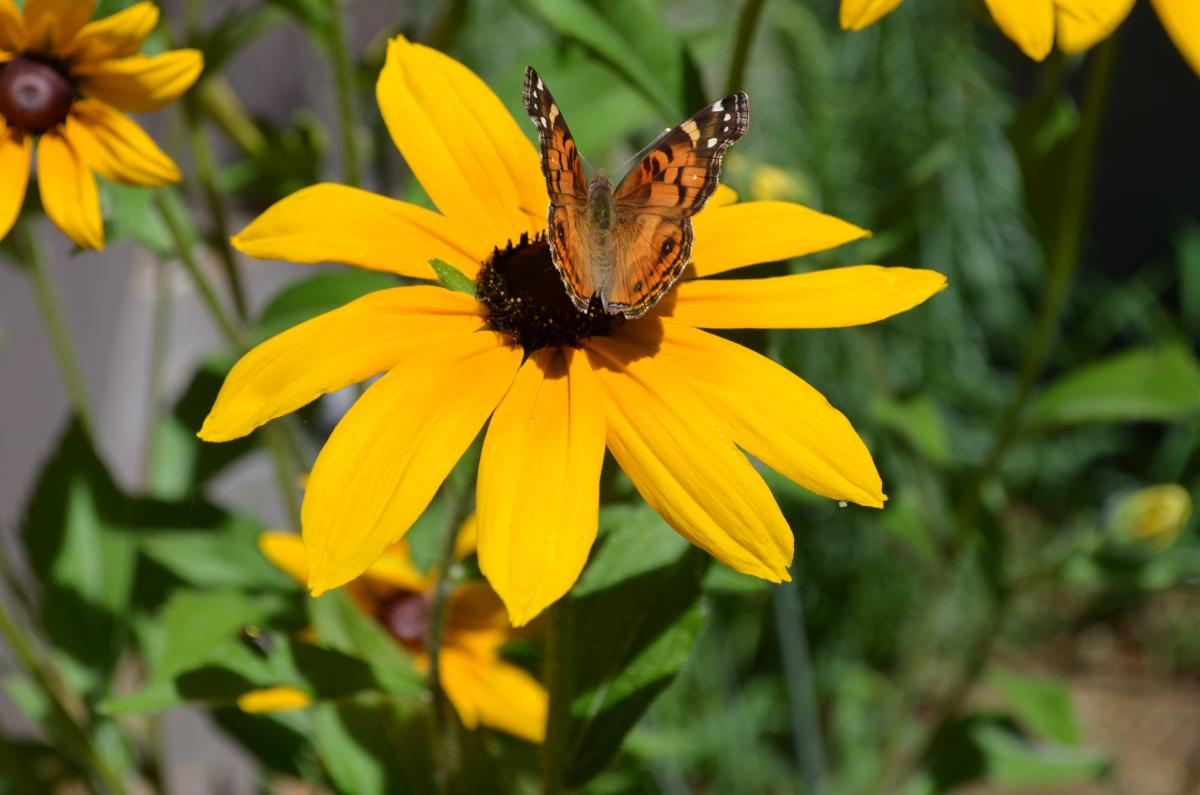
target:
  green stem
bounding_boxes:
[263,423,303,530]
[153,192,244,349]
[541,601,572,795]
[773,580,826,795]
[15,221,98,444]
[726,0,768,94]
[140,257,173,489]
[325,0,362,187]
[0,585,129,794]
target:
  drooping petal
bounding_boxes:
[259,531,310,585]
[74,49,203,113]
[199,286,481,442]
[65,1,157,63]
[661,265,947,329]
[477,348,605,626]
[22,0,93,54]
[1152,0,1200,77]
[1054,0,1135,52]
[231,184,488,280]
[237,686,312,713]
[304,331,521,597]
[37,130,104,250]
[689,201,869,278]
[839,0,904,30]
[0,129,31,242]
[586,330,793,582]
[439,647,547,743]
[376,36,548,244]
[65,100,180,186]
[655,319,886,507]
[0,0,24,52]
[985,0,1056,60]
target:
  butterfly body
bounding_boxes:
[524,67,748,319]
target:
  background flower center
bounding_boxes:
[476,233,618,351]
[378,590,430,651]
[0,56,74,133]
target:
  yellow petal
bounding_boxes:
[361,542,429,592]
[839,0,905,30]
[231,183,487,280]
[37,130,104,250]
[985,0,1055,60]
[304,331,521,596]
[445,582,510,654]
[259,531,308,585]
[22,0,92,54]
[477,348,605,626]
[1152,0,1200,77]
[689,201,869,278]
[0,0,25,52]
[65,100,180,186]
[75,49,203,113]
[453,513,478,560]
[0,129,31,242]
[707,183,738,208]
[586,330,793,581]
[199,286,481,442]
[237,686,311,713]
[1054,0,1135,52]
[661,265,948,329]
[65,1,157,63]
[656,319,885,506]
[440,647,547,743]
[376,36,548,245]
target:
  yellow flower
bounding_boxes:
[840,0,1200,75]
[1110,484,1193,549]
[0,0,202,248]
[199,36,946,626]
[254,528,548,743]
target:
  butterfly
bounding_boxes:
[523,66,749,319]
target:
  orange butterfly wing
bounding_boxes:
[606,93,749,317]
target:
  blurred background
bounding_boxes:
[1,0,1199,792]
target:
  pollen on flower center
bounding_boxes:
[378,590,430,651]
[0,56,74,133]
[476,232,619,352]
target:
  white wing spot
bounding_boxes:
[537,77,544,90]
[723,113,732,121]
[706,137,718,148]
[712,100,724,112]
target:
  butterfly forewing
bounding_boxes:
[523,67,588,206]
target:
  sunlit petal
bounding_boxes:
[690,201,868,277]
[304,332,521,596]
[259,531,309,585]
[477,348,605,626]
[839,0,904,30]
[1055,0,1135,52]
[655,319,885,507]
[237,686,311,713]
[199,286,481,442]
[23,0,93,54]
[0,0,25,52]
[586,329,793,581]
[1151,0,1200,77]
[37,130,104,250]
[65,100,180,186]
[75,49,203,113]
[985,0,1055,60]
[440,647,547,743]
[0,129,31,242]
[232,183,487,280]
[662,265,947,329]
[65,1,157,63]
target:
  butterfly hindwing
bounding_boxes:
[606,215,694,318]
[613,92,749,217]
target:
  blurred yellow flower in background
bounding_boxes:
[840,0,1200,75]
[0,0,202,248]
[247,524,548,743]
[1110,484,1194,549]
[199,37,945,627]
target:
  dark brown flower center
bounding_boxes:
[377,590,430,652]
[476,233,620,352]
[0,56,74,133]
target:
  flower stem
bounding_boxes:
[140,257,173,489]
[541,600,571,795]
[324,0,362,187]
[726,0,768,94]
[14,221,98,444]
[0,582,129,795]
[773,579,826,795]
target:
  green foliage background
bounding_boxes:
[1,0,1199,793]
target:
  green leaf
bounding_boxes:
[308,590,424,697]
[311,703,430,795]
[137,515,294,592]
[974,723,1107,787]
[544,505,709,787]
[19,423,138,695]
[252,270,400,343]
[1029,345,1200,426]
[430,258,477,297]
[870,394,951,465]
[991,669,1081,745]
[156,590,289,682]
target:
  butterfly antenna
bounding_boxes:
[611,125,673,175]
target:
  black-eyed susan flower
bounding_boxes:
[0,0,202,248]
[199,36,946,626]
[840,0,1199,75]
[249,525,547,742]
